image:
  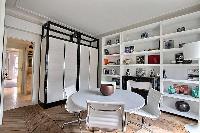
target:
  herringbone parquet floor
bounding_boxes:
[0,105,196,133]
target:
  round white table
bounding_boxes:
[71,89,145,112]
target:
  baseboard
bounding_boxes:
[38,99,66,109]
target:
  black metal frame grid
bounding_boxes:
[39,21,99,108]
[42,21,99,49]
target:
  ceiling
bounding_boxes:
[6,0,200,35]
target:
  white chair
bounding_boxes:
[86,100,126,132]
[101,81,117,90]
[61,85,84,130]
[131,88,162,132]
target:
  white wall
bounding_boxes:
[0,0,6,126]
[5,15,42,104]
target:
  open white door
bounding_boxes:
[0,0,6,125]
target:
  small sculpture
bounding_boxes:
[141,32,149,38]
[192,86,199,98]
[163,69,167,79]
[107,40,111,45]
[104,49,109,55]
[149,69,155,77]
[167,86,176,94]
[125,69,131,76]
[115,38,120,44]
[123,59,131,65]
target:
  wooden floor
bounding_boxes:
[0,105,196,133]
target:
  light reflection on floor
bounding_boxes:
[3,87,32,111]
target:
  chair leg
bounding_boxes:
[61,112,86,129]
[140,117,153,133]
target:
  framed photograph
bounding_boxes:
[136,68,146,77]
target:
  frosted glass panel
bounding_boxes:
[39,38,46,103]
[80,46,90,90]
[89,48,98,90]
[65,42,77,94]
[47,38,65,103]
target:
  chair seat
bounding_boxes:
[133,108,159,119]
[66,96,82,113]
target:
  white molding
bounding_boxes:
[15,0,94,36]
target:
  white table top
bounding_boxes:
[71,89,145,112]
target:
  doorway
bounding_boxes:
[3,38,33,111]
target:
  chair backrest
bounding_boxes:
[127,80,152,91]
[145,88,162,117]
[101,81,117,90]
[86,100,125,132]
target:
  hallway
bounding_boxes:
[3,87,32,111]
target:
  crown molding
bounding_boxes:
[14,0,94,36]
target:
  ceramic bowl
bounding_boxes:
[100,84,114,96]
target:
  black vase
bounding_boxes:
[175,101,190,112]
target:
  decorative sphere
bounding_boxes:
[175,101,190,112]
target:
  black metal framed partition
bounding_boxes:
[39,21,99,109]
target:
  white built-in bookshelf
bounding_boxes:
[102,11,200,120]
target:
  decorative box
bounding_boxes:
[148,55,160,64]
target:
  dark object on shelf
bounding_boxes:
[177,28,182,32]
[149,69,155,77]
[175,101,190,112]
[125,46,130,53]
[125,69,131,76]
[107,40,111,45]
[175,53,184,64]
[116,59,120,65]
[104,49,109,55]
[110,69,116,75]
[115,38,120,44]
[136,55,145,64]
[112,78,120,85]
[100,84,114,96]
[192,86,199,98]
[177,27,186,32]
[181,27,186,31]
[108,61,116,65]
[179,43,186,48]
[164,40,174,49]
[136,68,146,77]
[125,46,134,53]
[183,60,192,64]
[103,68,110,74]
[148,55,160,64]
[130,46,134,53]
[163,69,167,79]
[188,69,199,81]
[141,32,149,38]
